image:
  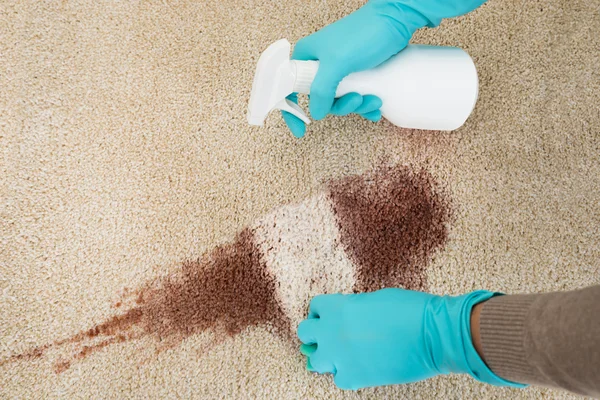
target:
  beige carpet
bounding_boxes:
[1,0,599,398]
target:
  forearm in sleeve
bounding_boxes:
[479,285,600,397]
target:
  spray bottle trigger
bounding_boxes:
[275,98,311,125]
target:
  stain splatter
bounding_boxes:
[127,228,288,340]
[54,360,71,374]
[2,228,288,372]
[329,165,451,292]
[2,165,452,373]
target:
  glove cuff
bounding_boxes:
[455,291,528,388]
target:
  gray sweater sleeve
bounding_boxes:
[479,285,600,397]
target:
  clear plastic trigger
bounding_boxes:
[275,98,311,125]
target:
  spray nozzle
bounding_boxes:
[247,39,317,126]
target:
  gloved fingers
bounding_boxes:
[300,343,318,372]
[281,111,306,138]
[330,93,363,116]
[300,343,317,357]
[309,293,346,318]
[306,356,315,372]
[307,294,334,318]
[333,370,356,390]
[307,349,337,375]
[297,318,320,344]
[298,328,336,375]
[281,93,306,138]
[291,37,317,61]
[309,63,347,121]
[354,95,382,115]
[360,110,382,122]
[286,92,299,104]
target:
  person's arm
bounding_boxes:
[472,285,600,397]
[297,288,526,390]
[297,285,599,394]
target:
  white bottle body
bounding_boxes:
[294,45,479,131]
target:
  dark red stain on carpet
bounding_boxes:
[329,165,451,292]
[2,228,289,373]
[2,165,452,373]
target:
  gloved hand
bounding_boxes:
[297,288,527,390]
[283,0,489,138]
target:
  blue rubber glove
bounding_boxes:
[283,0,488,138]
[282,92,383,138]
[297,289,527,390]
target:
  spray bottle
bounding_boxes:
[247,39,479,131]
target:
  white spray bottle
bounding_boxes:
[247,39,479,131]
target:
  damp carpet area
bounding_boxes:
[1,0,599,399]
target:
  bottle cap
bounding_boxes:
[247,39,312,126]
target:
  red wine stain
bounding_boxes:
[54,360,70,374]
[2,165,452,373]
[2,228,288,373]
[8,343,51,362]
[329,165,451,292]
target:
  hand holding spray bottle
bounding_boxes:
[248,0,488,137]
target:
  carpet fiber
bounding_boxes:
[1,0,599,398]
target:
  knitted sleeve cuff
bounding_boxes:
[479,293,538,384]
